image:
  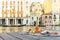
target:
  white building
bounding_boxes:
[22,16,31,26]
[21,0,30,26]
[52,0,60,29]
[30,2,43,26]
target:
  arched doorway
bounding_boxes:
[34,21,36,26]
[39,21,41,26]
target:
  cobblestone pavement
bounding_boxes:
[0,31,59,40]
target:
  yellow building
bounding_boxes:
[2,0,22,18]
[44,0,52,14]
[1,0,30,26]
[0,0,30,33]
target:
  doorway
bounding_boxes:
[18,19,21,24]
[2,19,5,25]
[10,19,14,25]
[34,21,36,26]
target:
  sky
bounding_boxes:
[30,0,45,5]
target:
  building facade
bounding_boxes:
[52,0,60,29]
[30,2,43,26]
[41,13,53,29]
[0,0,30,26]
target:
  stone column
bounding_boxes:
[13,19,15,25]
[15,18,16,25]
[5,18,8,25]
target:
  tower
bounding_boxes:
[44,0,52,14]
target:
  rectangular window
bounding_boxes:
[37,17,38,19]
[21,2,22,5]
[2,1,4,5]
[35,9,37,11]
[45,21,47,23]
[49,16,52,19]
[32,17,33,20]
[13,1,15,5]
[26,20,28,24]
[54,15,56,19]
[2,19,5,24]
[18,1,19,5]
[2,6,4,9]
[50,21,51,23]
[6,6,8,8]
[45,16,47,19]
[6,1,8,5]
[10,1,12,5]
